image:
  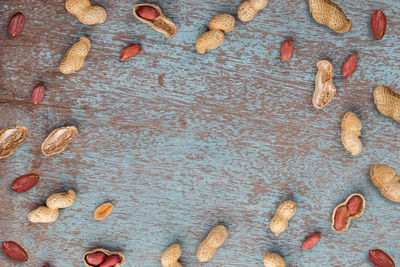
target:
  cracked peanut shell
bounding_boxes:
[0,126,29,159]
[41,126,78,156]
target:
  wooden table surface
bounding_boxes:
[1,0,400,266]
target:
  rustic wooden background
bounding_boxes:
[1,0,400,266]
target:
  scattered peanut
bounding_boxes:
[341,55,357,77]
[196,14,235,54]
[301,233,322,250]
[65,0,107,25]
[161,243,182,267]
[83,248,125,267]
[270,200,296,236]
[280,40,294,62]
[41,126,78,156]
[133,4,177,38]
[370,164,400,202]
[263,252,286,267]
[31,84,45,105]
[331,193,365,233]
[0,126,29,159]
[11,174,39,193]
[94,203,113,220]
[86,252,107,265]
[8,12,25,37]
[371,10,386,40]
[136,6,159,20]
[341,112,362,156]
[374,86,400,123]
[309,0,352,33]
[28,190,76,223]
[369,249,395,267]
[312,60,336,109]
[59,36,91,74]
[197,225,228,262]
[100,255,122,267]
[237,0,268,22]
[120,44,142,61]
[2,241,28,262]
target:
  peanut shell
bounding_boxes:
[41,126,78,156]
[0,126,29,159]
[309,0,352,33]
[370,164,400,202]
[83,248,126,267]
[331,193,365,233]
[133,4,177,38]
[312,60,336,109]
[341,112,362,156]
[374,86,400,123]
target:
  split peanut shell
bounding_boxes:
[41,126,78,156]
[331,193,365,233]
[312,60,336,109]
[341,112,362,156]
[83,248,126,267]
[0,126,29,159]
[133,4,177,38]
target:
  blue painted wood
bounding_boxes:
[1,0,400,266]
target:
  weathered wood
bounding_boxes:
[1,0,400,266]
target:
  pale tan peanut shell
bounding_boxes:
[0,126,29,159]
[312,60,336,109]
[46,190,76,209]
[374,86,400,123]
[83,248,126,267]
[196,14,235,54]
[309,0,352,33]
[341,112,362,156]
[197,225,228,262]
[209,14,236,33]
[41,126,78,156]
[237,0,268,22]
[196,30,225,54]
[263,252,286,267]
[28,206,60,223]
[331,193,366,233]
[161,243,182,267]
[133,4,177,38]
[94,202,113,220]
[59,36,91,74]
[65,0,107,25]
[370,164,400,202]
[270,200,296,236]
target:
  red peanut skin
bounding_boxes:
[346,195,362,215]
[11,174,39,193]
[342,55,358,77]
[137,6,159,20]
[334,206,348,230]
[86,252,107,265]
[280,40,294,62]
[301,233,322,249]
[371,10,386,40]
[31,85,45,105]
[2,241,28,262]
[99,255,122,267]
[369,249,395,267]
[8,12,25,37]
[120,45,142,61]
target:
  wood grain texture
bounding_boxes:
[1,0,400,266]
